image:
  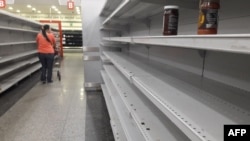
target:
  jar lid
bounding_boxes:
[164,5,179,9]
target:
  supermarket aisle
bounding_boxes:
[0,53,86,141]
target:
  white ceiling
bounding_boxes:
[5,0,81,14]
[7,0,81,5]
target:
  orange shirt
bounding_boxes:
[36,32,56,53]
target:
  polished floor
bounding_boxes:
[0,52,113,141]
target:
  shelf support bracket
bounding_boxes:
[198,50,207,77]
[145,45,151,63]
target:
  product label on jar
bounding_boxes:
[198,9,218,29]
[168,15,178,31]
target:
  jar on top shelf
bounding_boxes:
[163,5,179,36]
[197,0,220,34]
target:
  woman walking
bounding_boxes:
[36,24,56,84]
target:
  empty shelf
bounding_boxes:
[101,84,127,141]
[101,55,111,63]
[0,10,41,27]
[103,51,250,141]
[0,26,38,33]
[103,65,191,141]
[103,34,250,54]
[0,41,36,46]
[0,57,39,77]
[101,70,145,141]
[0,50,37,64]
[0,63,41,94]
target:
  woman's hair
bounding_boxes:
[42,24,51,43]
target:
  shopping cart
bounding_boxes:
[53,48,61,81]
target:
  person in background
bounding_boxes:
[36,24,56,84]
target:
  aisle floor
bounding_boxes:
[0,53,86,141]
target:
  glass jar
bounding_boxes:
[163,5,179,35]
[197,0,220,34]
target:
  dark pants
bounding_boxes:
[38,53,54,82]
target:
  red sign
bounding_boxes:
[0,0,6,8]
[67,1,74,10]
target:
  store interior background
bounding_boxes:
[4,0,82,30]
[1,0,250,141]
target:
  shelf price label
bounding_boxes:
[67,0,74,10]
[0,0,6,8]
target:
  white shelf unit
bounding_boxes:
[0,26,38,33]
[100,55,111,64]
[0,11,41,94]
[0,57,39,77]
[0,41,36,46]
[99,0,250,141]
[0,50,37,64]
[102,65,192,141]
[1,64,41,93]
[101,70,145,141]
[103,35,250,54]
[101,0,161,26]
[102,51,250,141]
[101,0,197,26]
[101,84,127,141]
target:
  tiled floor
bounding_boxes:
[85,91,114,141]
[0,53,87,141]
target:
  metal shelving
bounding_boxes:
[103,34,250,54]
[0,10,41,28]
[103,65,191,141]
[102,51,250,141]
[100,42,128,48]
[0,57,38,78]
[101,0,198,25]
[100,55,111,63]
[100,26,124,32]
[101,70,145,141]
[101,84,127,141]
[0,50,37,64]
[99,0,250,141]
[0,41,36,46]
[102,0,164,25]
[0,64,41,94]
[0,11,41,94]
[0,26,38,33]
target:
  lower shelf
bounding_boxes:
[101,55,111,63]
[0,57,39,78]
[101,70,145,141]
[102,65,191,141]
[0,50,37,64]
[101,84,127,141]
[103,51,250,141]
[0,63,41,94]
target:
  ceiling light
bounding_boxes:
[52,6,56,9]
[58,11,61,14]
[32,8,36,11]
[54,9,59,11]
[27,5,32,8]
[8,7,13,10]
[37,11,41,13]
[16,10,20,13]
